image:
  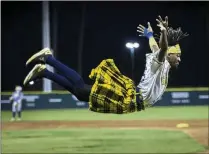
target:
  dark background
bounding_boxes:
[2,1,209,91]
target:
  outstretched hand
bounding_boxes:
[137,22,153,39]
[157,15,168,29]
[156,18,166,31]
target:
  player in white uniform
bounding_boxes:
[137,16,189,106]
[9,86,24,121]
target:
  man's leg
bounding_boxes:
[11,102,17,121]
[46,56,85,88]
[24,64,75,93]
[17,102,22,121]
[44,69,91,101]
[43,69,75,93]
[23,64,91,101]
[25,48,85,88]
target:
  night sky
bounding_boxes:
[2,1,209,91]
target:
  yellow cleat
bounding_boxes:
[23,64,46,86]
[26,48,52,66]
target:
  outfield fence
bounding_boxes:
[1,88,208,110]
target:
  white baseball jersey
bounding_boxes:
[137,50,171,106]
[11,91,24,112]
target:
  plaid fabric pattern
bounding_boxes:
[88,59,144,114]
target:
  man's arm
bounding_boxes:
[156,20,168,62]
[148,36,159,53]
[137,22,159,53]
[137,16,169,53]
[9,92,14,102]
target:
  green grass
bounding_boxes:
[2,106,208,153]
[1,106,208,121]
[2,129,206,153]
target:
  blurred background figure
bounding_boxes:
[9,86,24,121]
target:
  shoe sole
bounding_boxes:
[26,48,52,66]
[23,64,46,86]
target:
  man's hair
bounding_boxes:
[155,27,189,46]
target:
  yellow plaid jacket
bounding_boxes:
[88,59,144,114]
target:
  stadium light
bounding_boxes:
[125,42,140,81]
[125,42,139,49]
[133,42,139,48]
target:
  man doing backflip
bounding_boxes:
[23,16,188,114]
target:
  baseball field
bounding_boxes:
[1,106,208,153]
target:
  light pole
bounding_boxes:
[125,42,140,82]
[42,1,53,92]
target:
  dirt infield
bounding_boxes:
[2,119,208,148]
